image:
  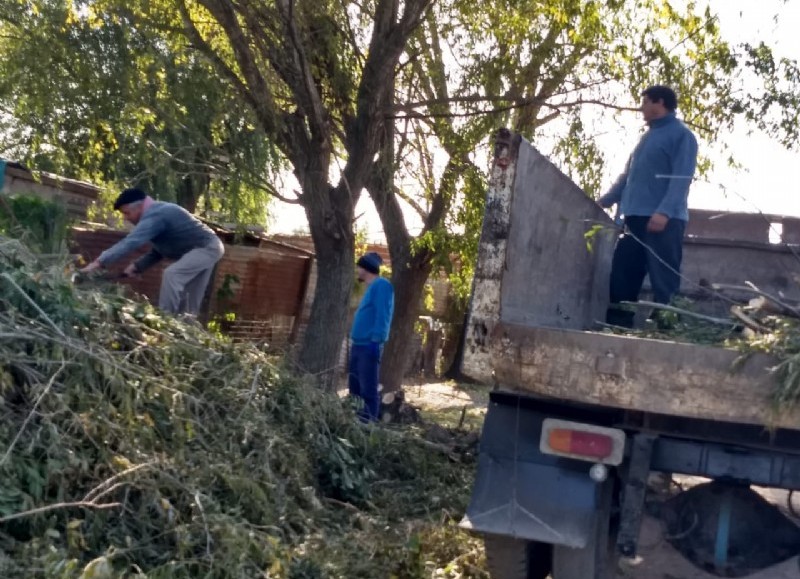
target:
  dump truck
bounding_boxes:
[459,129,800,578]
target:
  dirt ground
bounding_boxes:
[403,380,800,579]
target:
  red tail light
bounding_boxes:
[540,419,626,465]
[549,429,613,459]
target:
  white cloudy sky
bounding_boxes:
[689,1,799,217]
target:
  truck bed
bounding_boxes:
[478,321,798,429]
[461,130,800,432]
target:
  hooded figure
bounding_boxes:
[349,252,394,421]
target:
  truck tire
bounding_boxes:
[484,535,552,579]
[552,541,616,579]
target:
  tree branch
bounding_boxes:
[192,0,278,135]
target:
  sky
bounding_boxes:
[269,0,800,241]
[658,1,800,218]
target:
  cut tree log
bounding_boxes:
[711,282,800,319]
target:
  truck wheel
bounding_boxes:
[484,535,552,579]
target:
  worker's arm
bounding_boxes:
[370,280,395,344]
[132,248,164,273]
[94,215,164,268]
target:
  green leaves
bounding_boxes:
[0,0,281,223]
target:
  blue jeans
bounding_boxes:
[348,344,381,422]
[607,216,686,327]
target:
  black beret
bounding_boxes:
[113,188,147,210]
[357,252,383,274]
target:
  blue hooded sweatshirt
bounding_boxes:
[351,277,394,345]
[599,112,698,221]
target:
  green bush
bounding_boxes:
[0,194,69,253]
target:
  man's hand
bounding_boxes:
[123,263,139,278]
[79,260,103,274]
[647,213,669,233]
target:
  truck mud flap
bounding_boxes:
[460,398,605,548]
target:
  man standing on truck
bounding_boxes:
[80,187,224,316]
[349,252,394,422]
[598,85,698,328]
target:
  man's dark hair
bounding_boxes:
[641,85,678,111]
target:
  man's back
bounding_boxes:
[142,202,218,260]
[618,113,698,221]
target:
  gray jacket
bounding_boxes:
[98,202,219,272]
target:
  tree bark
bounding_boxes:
[298,225,354,389]
[380,247,433,393]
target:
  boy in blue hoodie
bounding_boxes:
[349,252,394,421]
[599,85,698,328]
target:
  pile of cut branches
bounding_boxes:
[0,237,485,578]
[606,287,800,418]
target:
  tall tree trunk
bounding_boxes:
[297,183,355,389]
[380,247,433,393]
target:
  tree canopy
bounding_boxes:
[0,0,282,223]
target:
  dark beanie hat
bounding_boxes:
[113,188,147,210]
[357,252,383,274]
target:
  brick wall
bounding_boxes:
[70,227,313,348]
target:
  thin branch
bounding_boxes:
[622,300,736,326]
[0,501,121,524]
[390,97,640,121]
[712,282,800,319]
[195,492,213,560]
[179,0,275,135]
[83,462,158,502]
[1,272,66,337]
[277,0,328,136]
[0,363,66,467]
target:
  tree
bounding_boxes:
[153,0,433,385]
[1,0,436,386]
[372,0,800,396]
[0,0,281,224]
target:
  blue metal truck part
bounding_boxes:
[460,398,610,547]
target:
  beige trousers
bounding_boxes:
[159,239,224,315]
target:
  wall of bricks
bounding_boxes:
[70,227,313,348]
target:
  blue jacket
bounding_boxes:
[98,201,219,271]
[599,112,698,221]
[351,277,394,345]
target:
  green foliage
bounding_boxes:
[736,315,800,419]
[0,194,69,253]
[0,0,281,224]
[0,236,480,578]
